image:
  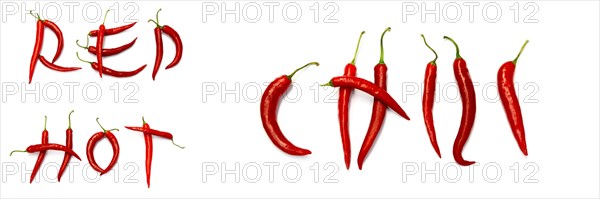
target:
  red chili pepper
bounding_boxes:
[95,10,111,78]
[498,40,530,156]
[43,20,64,63]
[77,36,137,56]
[31,116,48,183]
[162,25,183,70]
[322,76,411,120]
[29,11,44,84]
[357,27,395,170]
[39,56,81,72]
[444,36,476,166]
[338,31,364,169]
[10,143,82,160]
[125,117,184,188]
[261,62,319,156]
[149,9,184,79]
[86,118,120,175]
[76,52,146,77]
[57,110,74,182]
[420,34,442,158]
[89,22,136,36]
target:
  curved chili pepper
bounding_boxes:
[29,11,44,84]
[444,36,476,166]
[86,118,120,175]
[261,62,319,156]
[420,34,441,158]
[498,40,530,156]
[162,25,183,70]
[58,110,74,182]
[338,31,364,169]
[10,144,82,160]
[77,36,137,56]
[95,10,111,78]
[124,121,185,148]
[39,56,81,72]
[30,116,48,183]
[323,76,410,120]
[357,27,393,170]
[76,52,146,77]
[43,20,64,63]
[149,9,183,79]
[89,22,136,36]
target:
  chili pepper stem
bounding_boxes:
[9,150,27,156]
[287,62,320,79]
[43,115,47,130]
[68,110,74,129]
[76,36,90,49]
[96,118,119,134]
[171,140,185,149]
[513,40,529,65]
[148,8,163,28]
[320,81,333,87]
[29,11,41,21]
[142,116,147,125]
[350,31,366,65]
[102,9,111,24]
[379,27,391,64]
[421,34,438,64]
[75,52,93,64]
[443,36,462,59]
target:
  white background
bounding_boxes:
[0,1,599,198]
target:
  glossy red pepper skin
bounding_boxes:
[452,57,476,166]
[445,36,476,166]
[152,27,163,80]
[23,144,81,160]
[89,63,147,77]
[422,61,441,158]
[498,40,529,156]
[162,25,183,69]
[143,122,153,188]
[43,20,63,63]
[338,63,356,169]
[420,34,441,158]
[96,24,105,78]
[326,76,411,120]
[29,19,44,84]
[261,75,312,156]
[86,38,137,56]
[125,127,175,139]
[39,56,81,72]
[101,131,120,175]
[357,63,387,169]
[89,22,136,36]
[58,111,74,182]
[31,127,48,183]
[86,132,106,173]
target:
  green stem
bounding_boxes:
[10,150,27,156]
[350,31,366,65]
[43,116,47,130]
[172,140,185,149]
[421,34,438,64]
[148,9,163,28]
[102,9,111,24]
[287,62,320,79]
[443,36,461,59]
[142,116,147,125]
[320,81,333,87]
[68,110,74,129]
[513,40,529,65]
[379,27,391,64]
[29,11,41,21]
[96,118,118,134]
[75,52,92,64]
[76,35,90,49]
